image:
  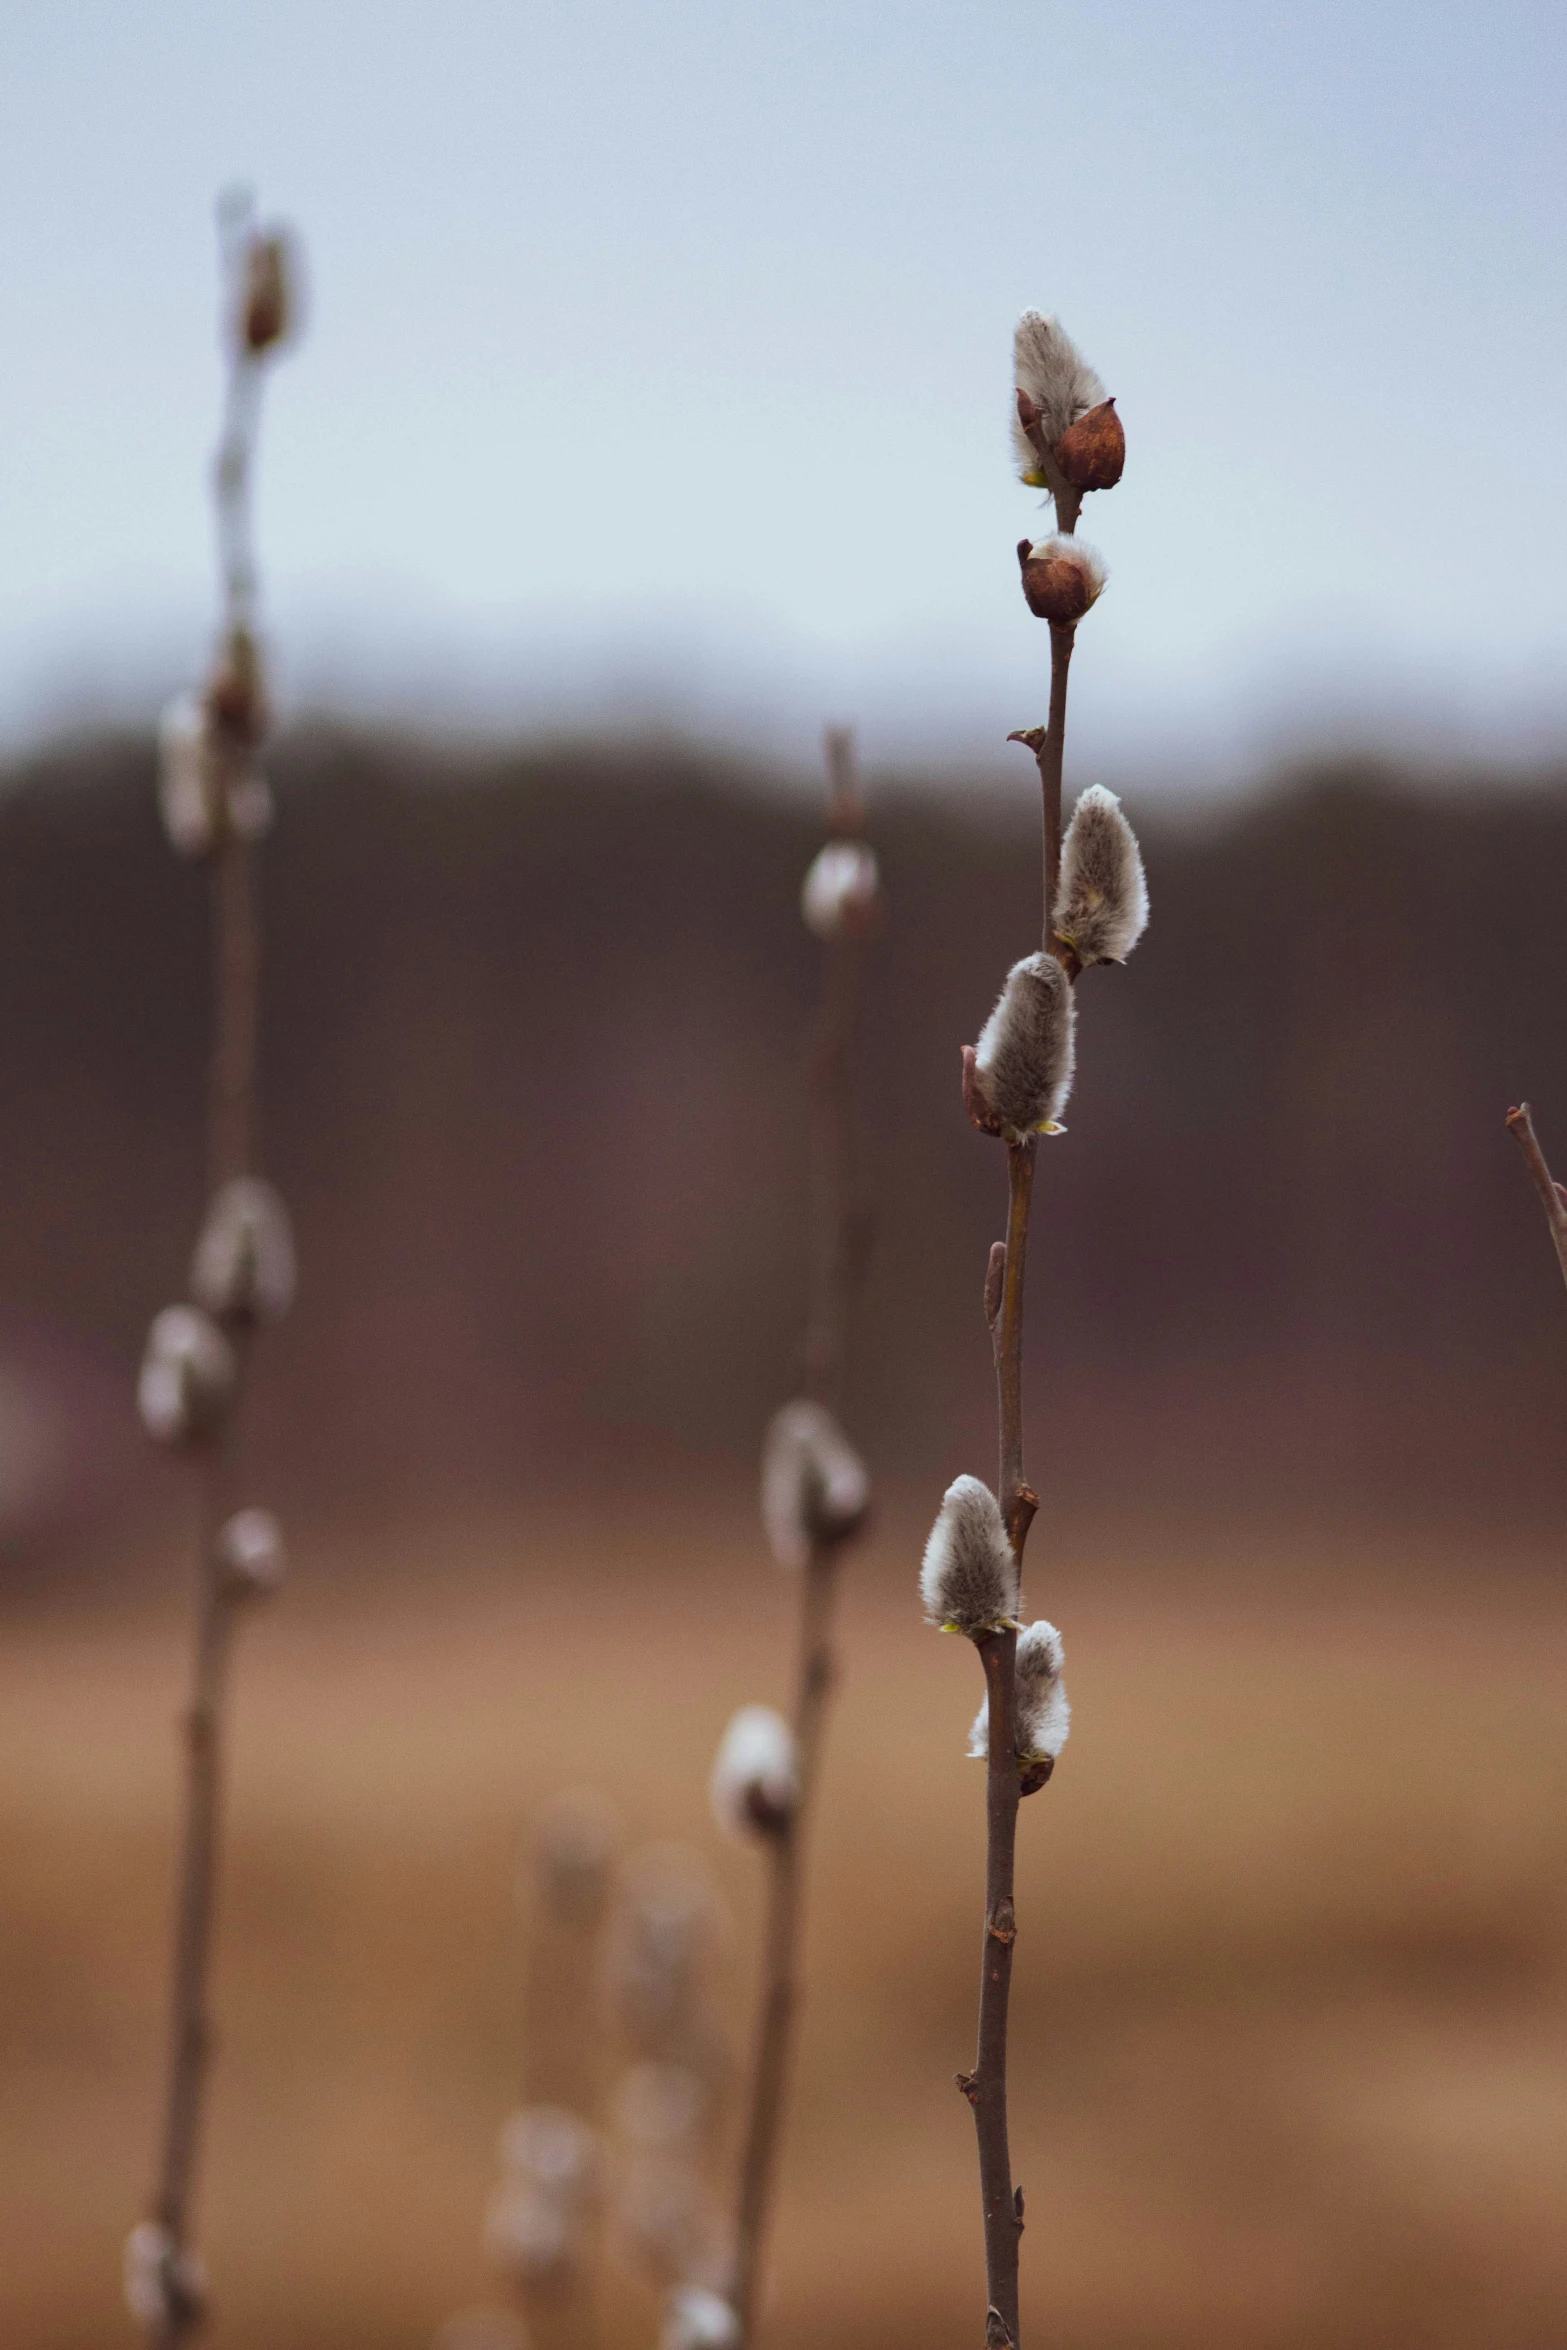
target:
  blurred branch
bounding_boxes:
[1506,1103,1567,1296]
[732,729,878,2346]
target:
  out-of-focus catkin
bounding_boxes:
[759,1399,870,1570]
[920,1475,1020,1637]
[137,1306,236,1446]
[190,1176,296,1325]
[709,1706,798,1841]
[800,838,881,941]
[1054,785,1149,966]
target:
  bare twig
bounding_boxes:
[136,192,298,2350]
[1506,1103,1567,1295]
[950,320,1138,2350]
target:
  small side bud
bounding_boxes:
[1053,397,1125,492]
[123,2221,206,2331]
[760,1399,871,1569]
[1017,535,1107,625]
[800,838,881,941]
[217,1507,285,1599]
[710,1705,798,1840]
[970,954,1076,1141]
[920,1474,1020,1637]
[240,231,295,354]
[1011,311,1105,484]
[190,1176,296,1325]
[968,1620,1070,1790]
[157,693,223,859]
[663,2286,742,2350]
[137,1306,236,1446]
[1055,785,1149,966]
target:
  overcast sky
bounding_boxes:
[1,1,1564,783]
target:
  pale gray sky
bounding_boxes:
[1,0,1564,780]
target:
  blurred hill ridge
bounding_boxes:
[2,726,1566,1557]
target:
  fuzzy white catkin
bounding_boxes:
[663,2286,742,2350]
[487,2107,601,2290]
[137,1305,236,1446]
[968,1620,1071,1764]
[1012,310,1105,478]
[920,1475,1020,1637]
[190,1176,296,1324]
[157,693,221,859]
[760,1399,871,1570]
[123,2221,206,2329]
[710,1704,798,1840]
[1055,785,1148,966]
[217,1507,285,1597]
[800,838,880,940]
[1018,535,1108,623]
[972,953,1076,1138]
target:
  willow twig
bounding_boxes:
[135,191,299,2350]
[1506,1102,1567,1296]
[729,729,878,2347]
[946,320,1139,2350]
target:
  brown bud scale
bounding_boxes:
[1053,398,1125,493]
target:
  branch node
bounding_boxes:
[955,2070,980,2105]
[1006,726,1048,755]
[983,1243,1007,1328]
[986,2308,1016,2350]
[986,1900,1017,1946]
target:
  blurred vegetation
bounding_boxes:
[1,731,1565,1560]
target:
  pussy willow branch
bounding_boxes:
[1505,1104,1567,1297]
[732,731,870,2346]
[147,221,273,2350]
[965,476,1084,2344]
[732,1544,837,2341]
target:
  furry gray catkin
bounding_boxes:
[971,953,1076,1139]
[1054,785,1149,966]
[1011,311,1105,481]
[967,1620,1070,1772]
[920,1475,1020,1637]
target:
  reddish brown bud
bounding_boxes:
[205,625,268,744]
[1053,397,1124,493]
[1016,536,1107,625]
[241,234,291,352]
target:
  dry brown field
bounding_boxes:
[4,1487,1566,2350]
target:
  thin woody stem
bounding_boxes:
[209,833,259,1191]
[149,1442,241,2347]
[732,1546,838,2341]
[800,933,864,1405]
[967,576,1082,2350]
[1506,1103,1567,1296]
[733,732,871,2344]
[143,218,276,2345]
